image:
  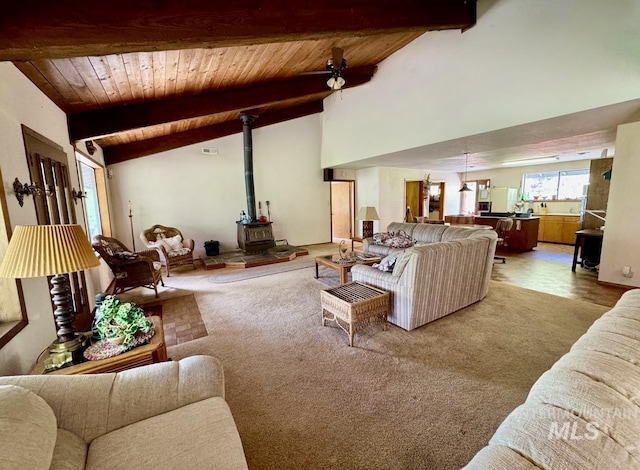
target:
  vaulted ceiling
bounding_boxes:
[0,1,477,165]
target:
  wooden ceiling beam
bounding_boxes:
[0,1,476,61]
[69,66,376,141]
[103,101,324,165]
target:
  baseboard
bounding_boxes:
[597,279,638,290]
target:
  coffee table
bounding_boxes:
[321,281,390,346]
[314,254,381,284]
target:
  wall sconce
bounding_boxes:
[12,177,51,207]
[71,188,86,204]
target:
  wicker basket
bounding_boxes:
[320,281,390,346]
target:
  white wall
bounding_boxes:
[0,63,106,375]
[321,0,640,167]
[355,167,461,233]
[108,114,330,253]
[599,122,640,287]
[355,167,380,237]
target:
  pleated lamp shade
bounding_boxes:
[0,225,99,278]
[357,206,380,221]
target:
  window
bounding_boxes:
[76,153,111,241]
[522,169,589,201]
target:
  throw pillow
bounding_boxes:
[155,239,173,253]
[376,253,399,272]
[383,230,415,249]
[372,232,391,246]
[165,234,184,251]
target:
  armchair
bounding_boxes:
[140,224,196,277]
[92,235,164,298]
[0,356,248,469]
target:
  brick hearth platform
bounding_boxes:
[200,244,309,269]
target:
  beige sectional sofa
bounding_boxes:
[0,355,248,470]
[352,222,497,331]
[465,289,640,469]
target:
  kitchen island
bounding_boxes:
[473,215,540,251]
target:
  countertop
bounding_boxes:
[531,212,580,217]
[475,215,540,220]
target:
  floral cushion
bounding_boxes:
[373,230,415,249]
[167,247,191,258]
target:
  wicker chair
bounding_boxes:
[139,224,196,277]
[92,235,164,298]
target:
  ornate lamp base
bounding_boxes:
[362,220,374,238]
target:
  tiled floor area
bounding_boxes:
[492,242,630,307]
[160,294,208,347]
[137,294,208,347]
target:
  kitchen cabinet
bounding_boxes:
[474,216,539,251]
[444,215,475,225]
[537,215,581,244]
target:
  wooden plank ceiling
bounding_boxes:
[1,1,476,164]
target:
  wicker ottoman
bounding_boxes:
[320,281,390,347]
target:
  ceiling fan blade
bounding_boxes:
[299,70,332,75]
[332,47,344,68]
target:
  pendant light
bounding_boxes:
[459,152,472,192]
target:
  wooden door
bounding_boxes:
[405,181,421,221]
[330,181,354,241]
[22,126,91,329]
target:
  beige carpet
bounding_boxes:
[155,267,609,469]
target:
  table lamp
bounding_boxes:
[0,224,100,370]
[357,206,379,238]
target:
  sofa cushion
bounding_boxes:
[489,402,640,469]
[86,396,247,470]
[365,244,404,257]
[411,223,448,243]
[51,428,87,470]
[440,226,491,241]
[527,366,640,461]
[387,222,416,237]
[0,384,58,470]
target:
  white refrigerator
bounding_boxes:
[490,187,518,212]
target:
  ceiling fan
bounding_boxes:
[302,47,347,90]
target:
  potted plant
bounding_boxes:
[94,295,154,349]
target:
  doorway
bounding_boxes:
[428,182,445,220]
[330,181,355,242]
[405,180,446,221]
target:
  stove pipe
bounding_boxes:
[240,114,257,222]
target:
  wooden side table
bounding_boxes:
[321,282,390,346]
[31,316,167,375]
[572,229,604,272]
